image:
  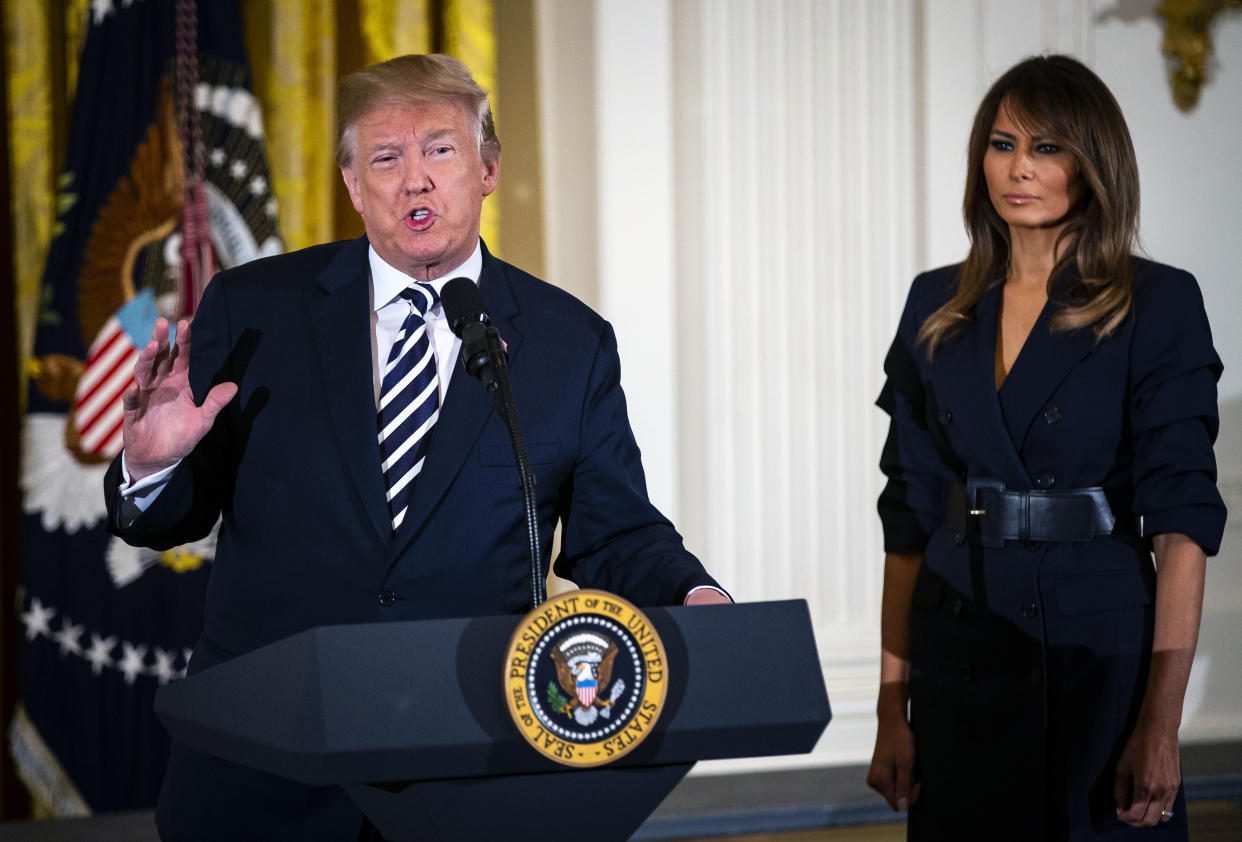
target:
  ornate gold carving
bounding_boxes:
[1156,0,1242,111]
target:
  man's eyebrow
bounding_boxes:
[363,140,404,156]
[420,128,459,144]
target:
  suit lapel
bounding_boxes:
[997,271,1098,453]
[309,237,392,544]
[933,283,1032,488]
[393,244,525,550]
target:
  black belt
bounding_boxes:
[946,479,1135,547]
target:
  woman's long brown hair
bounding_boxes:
[918,55,1140,357]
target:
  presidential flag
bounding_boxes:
[14,0,281,813]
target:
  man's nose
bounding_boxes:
[403,159,431,193]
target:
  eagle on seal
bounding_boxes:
[550,632,624,726]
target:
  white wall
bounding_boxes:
[537,0,1242,770]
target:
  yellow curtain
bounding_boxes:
[443,0,499,248]
[4,1,53,392]
[244,0,340,252]
[359,0,433,62]
[3,0,88,405]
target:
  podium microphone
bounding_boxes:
[439,278,546,608]
[440,278,500,388]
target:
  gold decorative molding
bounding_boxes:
[1156,0,1242,111]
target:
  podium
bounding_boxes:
[155,599,831,841]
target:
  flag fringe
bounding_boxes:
[9,703,92,817]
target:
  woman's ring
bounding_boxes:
[1160,809,1174,820]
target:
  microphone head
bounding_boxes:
[440,277,489,337]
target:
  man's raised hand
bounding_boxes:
[121,317,237,482]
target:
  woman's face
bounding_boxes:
[983,104,1081,233]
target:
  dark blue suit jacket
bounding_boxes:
[877,258,1225,839]
[106,237,720,839]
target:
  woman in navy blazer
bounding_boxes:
[865,55,1225,839]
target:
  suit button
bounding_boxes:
[938,409,953,425]
[953,531,965,546]
[1044,406,1062,424]
[1021,602,1038,618]
[1035,473,1055,489]
[1023,540,1042,550]
[1029,668,1043,686]
[952,596,965,616]
[378,590,397,607]
[959,665,973,683]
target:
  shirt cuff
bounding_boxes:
[118,452,180,519]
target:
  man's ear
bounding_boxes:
[481,159,499,198]
[340,166,364,214]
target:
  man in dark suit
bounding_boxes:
[107,54,728,840]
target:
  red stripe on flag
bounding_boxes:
[86,413,127,457]
[84,324,125,365]
[77,370,133,442]
[76,348,136,412]
[78,385,128,447]
[77,369,133,433]
[77,328,129,398]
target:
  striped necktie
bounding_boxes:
[378,283,440,531]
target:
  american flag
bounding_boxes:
[72,289,160,458]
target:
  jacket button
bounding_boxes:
[378,590,397,607]
[938,409,953,425]
[953,531,965,546]
[1021,602,1038,618]
[1044,406,1062,424]
[952,596,965,615]
[1029,668,1043,686]
[1035,473,1055,489]
[959,665,973,683]
[1023,540,1042,550]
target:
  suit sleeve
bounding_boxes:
[876,275,953,554]
[553,322,724,605]
[104,275,237,550]
[1128,267,1227,555]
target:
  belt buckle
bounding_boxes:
[966,478,1006,548]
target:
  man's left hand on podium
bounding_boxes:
[684,587,732,606]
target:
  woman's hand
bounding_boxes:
[868,553,924,812]
[1114,532,1206,828]
[867,694,920,812]
[1113,712,1181,827]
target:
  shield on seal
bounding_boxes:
[576,673,597,707]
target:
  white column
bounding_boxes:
[593,0,681,518]
[673,0,919,767]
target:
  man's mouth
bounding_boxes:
[410,209,430,222]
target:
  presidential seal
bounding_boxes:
[504,589,667,768]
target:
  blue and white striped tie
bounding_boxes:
[378,283,440,531]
